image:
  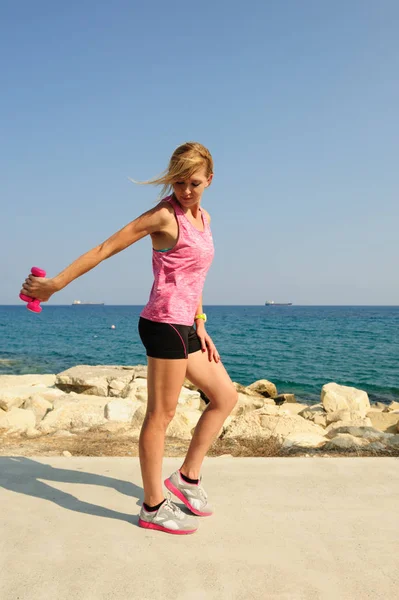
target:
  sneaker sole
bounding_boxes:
[164,478,213,517]
[138,518,197,535]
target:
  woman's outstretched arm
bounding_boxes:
[20,203,172,301]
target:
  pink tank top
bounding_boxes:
[140,195,214,325]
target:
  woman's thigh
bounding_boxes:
[186,350,237,409]
[146,356,188,413]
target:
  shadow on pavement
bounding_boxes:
[0,457,143,524]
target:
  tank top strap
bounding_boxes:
[167,195,191,234]
[199,206,209,231]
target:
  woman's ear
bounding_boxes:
[206,174,214,187]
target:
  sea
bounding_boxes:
[1,305,398,406]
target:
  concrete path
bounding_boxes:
[0,456,398,600]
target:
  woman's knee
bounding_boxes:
[144,407,176,428]
[208,385,238,414]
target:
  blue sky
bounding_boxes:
[2,0,398,305]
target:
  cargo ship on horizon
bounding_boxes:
[72,300,105,305]
[265,300,293,306]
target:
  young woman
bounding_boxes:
[20,141,238,535]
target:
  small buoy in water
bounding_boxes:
[111,325,116,329]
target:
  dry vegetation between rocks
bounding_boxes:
[1,429,398,458]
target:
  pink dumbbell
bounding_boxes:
[19,267,47,313]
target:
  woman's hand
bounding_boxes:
[20,275,58,303]
[196,322,220,363]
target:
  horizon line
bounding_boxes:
[1,304,399,308]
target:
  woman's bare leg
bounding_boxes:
[181,351,238,479]
[139,356,187,506]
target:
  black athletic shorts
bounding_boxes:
[138,317,202,359]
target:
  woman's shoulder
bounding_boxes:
[135,197,175,233]
[153,197,176,223]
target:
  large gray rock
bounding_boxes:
[0,407,36,434]
[55,365,146,396]
[223,407,325,441]
[321,383,370,417]
[38,394,109,433]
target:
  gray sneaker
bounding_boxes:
[138,495,198,535]
[164,471,213,516]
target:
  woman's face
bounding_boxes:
[172,166,212,208]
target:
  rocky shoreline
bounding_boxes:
[1,365,399,457]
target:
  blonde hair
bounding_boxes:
[133,142,214,198]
